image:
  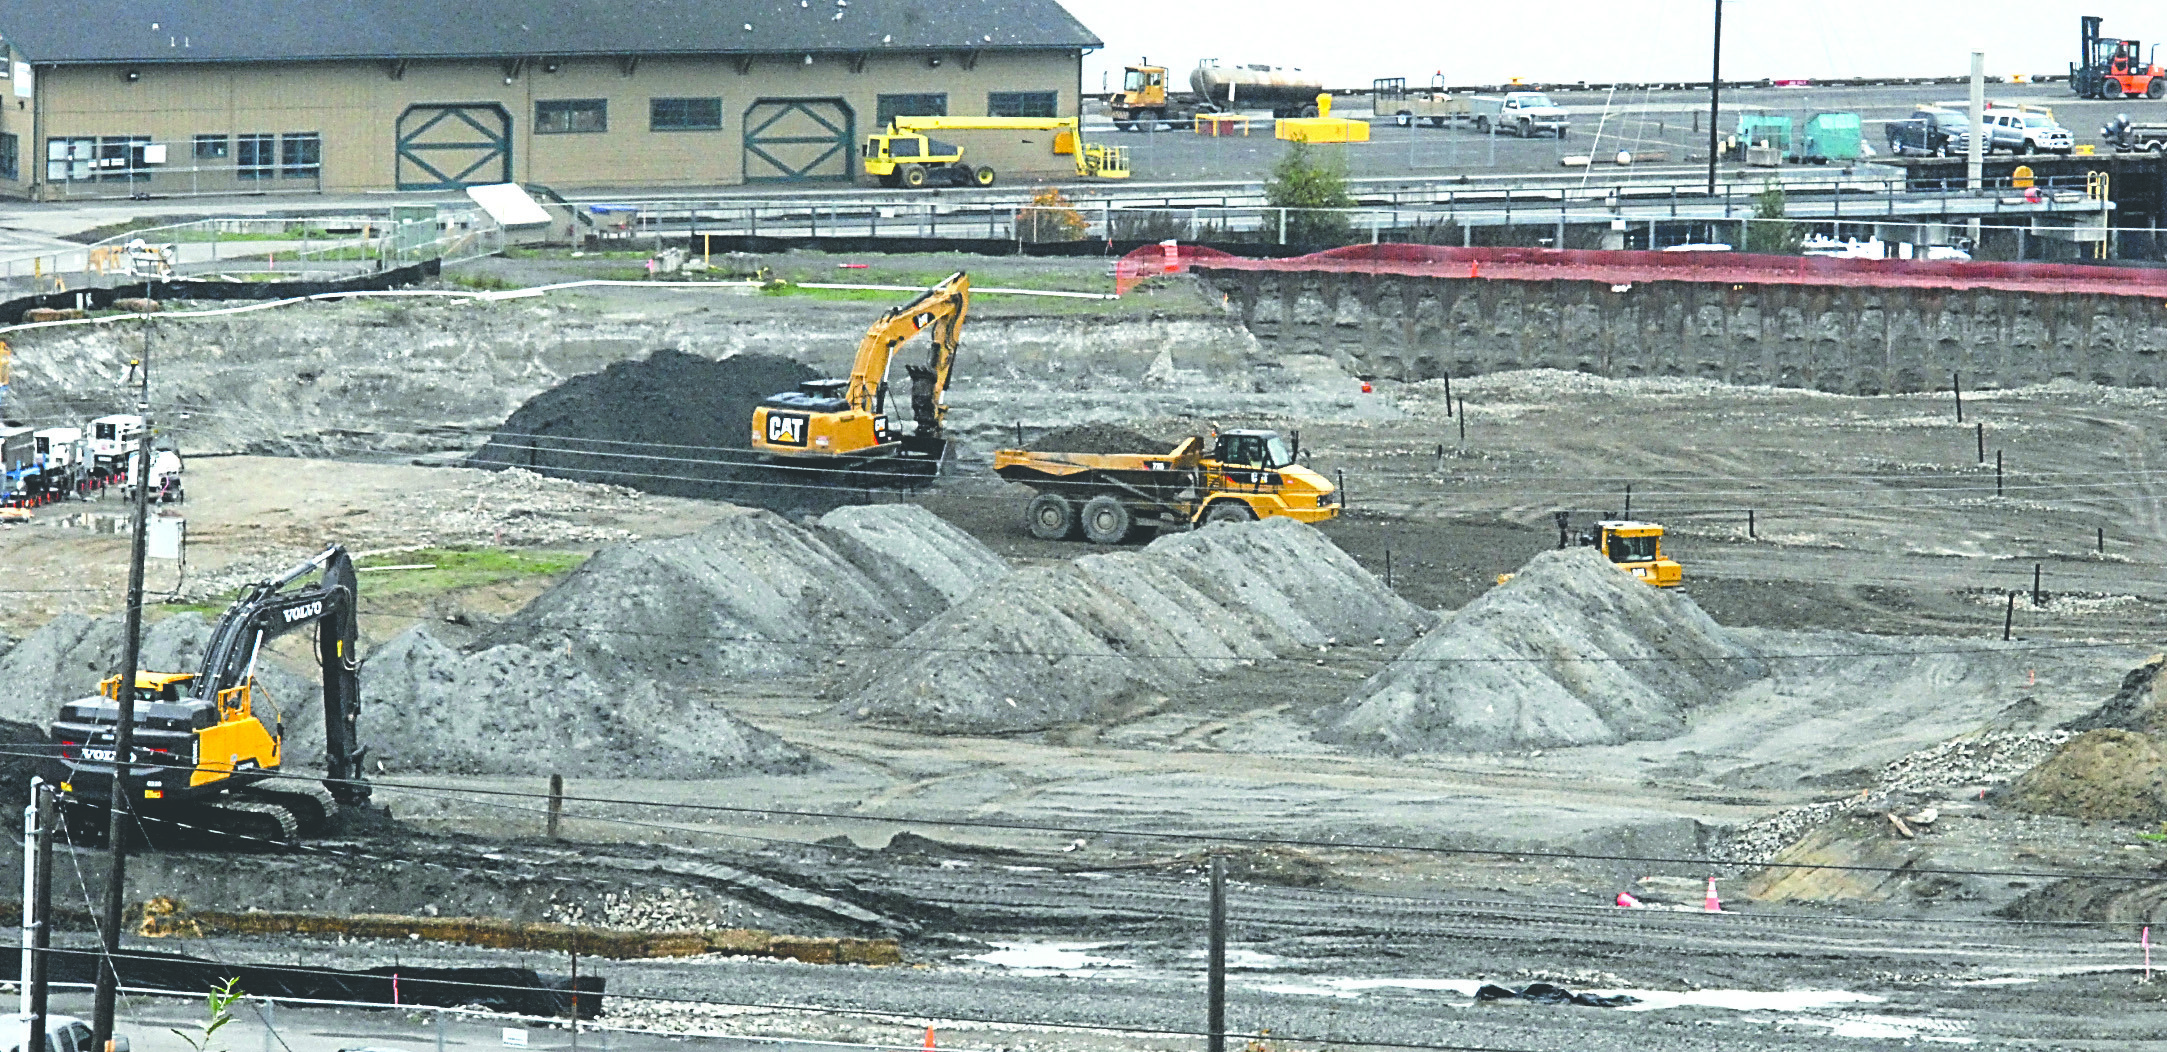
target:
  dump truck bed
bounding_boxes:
[992,444,1198,503]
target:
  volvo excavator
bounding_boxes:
[749,272,968,482]
[47,545,370,848]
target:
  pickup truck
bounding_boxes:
[1468,92,1569,138]
[2105,113,2167,152]
[1884,107,1974,156]
[1980,107,2074,155]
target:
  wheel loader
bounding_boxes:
[993,429,1338,544]
[47,545,371,847]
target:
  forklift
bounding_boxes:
[2074,15,2166,100]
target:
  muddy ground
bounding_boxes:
[4,253,2166,1049]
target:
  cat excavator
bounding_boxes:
[47,545,370,848]
[750,272,968,480]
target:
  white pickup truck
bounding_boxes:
[1468,92,1570,138]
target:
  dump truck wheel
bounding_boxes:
[1026,493,1080,540]
[973,165,997,188]
[1202,501,1254,525]
[901,165,928,188]
[1080,495,1133,545]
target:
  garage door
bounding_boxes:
[396,104,513,191]
[742,99,855,183]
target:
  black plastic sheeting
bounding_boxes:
[678,234,1317,259]
[1475,982,1640,1008]
[0,258,443,326]
[47,947,603,1018]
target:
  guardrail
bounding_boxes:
[0,207,504,299]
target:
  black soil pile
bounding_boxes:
[468,350,867,514]
[1024,424,1173,455]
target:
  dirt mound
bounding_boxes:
[1024,424,1173,455]
[1319,547,1764,754]
[843,517,1431,734]
[480,505,1006,687]
[467,350,852,514]
[2063,656,2167,734]
[2007,728,2167,821]
[360,626,810,777]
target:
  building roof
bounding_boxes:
[0,0,1100,65]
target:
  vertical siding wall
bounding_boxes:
[20,50,1078,193]
[1202,269,2167,393]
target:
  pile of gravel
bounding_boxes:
[1318,547,1764,753]
[842,517,1431,734]
[1023,424,1174,455]
[477,504,1006,686]
[0,611,325,759]
[360,626,810,777]
[465,350,836,513]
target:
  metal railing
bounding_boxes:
[0,208,504,299]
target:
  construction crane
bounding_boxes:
[861,116,1129,188]
[48,545,369,847]
[2074,15,2166,99]
[750,273,969,471]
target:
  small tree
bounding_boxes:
[1265,142,1355,247]
[1744,180,1805,254]
[1019,186,1088,244]
[172,978,244,1052]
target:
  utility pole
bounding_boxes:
[1706,0,1724,197]
[92,322,156,1052]
[27,781,53,1052]
[1207,854,1226,1052]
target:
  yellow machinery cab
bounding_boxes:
[1587,520,1684,587]
[1198,430,1340,525]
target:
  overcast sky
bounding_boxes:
[1064,1,2164,91]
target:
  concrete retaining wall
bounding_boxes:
[1200,269,2167,393]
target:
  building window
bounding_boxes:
[877,93,947,128]
[280,133,321,179]
[0,134,17,181]
[236,133,276,180]
[46,138,94,181]
[988,92,1059,118]
[193,135,229,160]
[536,98,607,134]
[96,136,150,182]
[651,97,722,132]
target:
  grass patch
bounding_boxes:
[353,548,588,597]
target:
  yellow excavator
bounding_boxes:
[47,546,371,846]
[750,272,969,472]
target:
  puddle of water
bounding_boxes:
[1798,1014,1975,1044]
[1603,989,1885,1013]
[969,942,1134,975]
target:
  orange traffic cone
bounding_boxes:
[1703,877,1722,913]
[924,1027,935,1051]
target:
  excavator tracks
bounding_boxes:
[62,783,340,852]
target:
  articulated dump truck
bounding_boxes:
[993,429,1339,544]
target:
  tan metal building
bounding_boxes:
[0,0,1100,198]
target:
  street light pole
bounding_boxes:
[91,320,155,1052]
[1707,0,1724,197]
